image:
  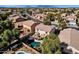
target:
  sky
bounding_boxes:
[0,5,79,8]
[0,0,79,5]
[0,0,79,8]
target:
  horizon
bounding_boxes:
[0,5,79,8]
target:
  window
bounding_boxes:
[27,29,30,32]
[46,32,47,34]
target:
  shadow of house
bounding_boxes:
[60,42,73,54]
[7,40,22,51]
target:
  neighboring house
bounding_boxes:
[15,20,38,38]
[66,14,77,21]
[67,20,78,28]
[61,13,67,18]
[58,28,79,53]
[0,10,6,14]
[8,14,24,23]
[32,13,46,22]
[66,14,78,28]
[34,23,53,38]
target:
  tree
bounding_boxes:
[57,14,67,30]
[76,12,79,18]
[4,20,10,29]
[76,18,79,26]
[43,18,51,25]
[2,30,10,41]
[55,49,61,54]
[2,40,9,47]
[58,21,67,30]
[0,12,20,49]
[46,13,55,21]
[0,30,11,48]
[12,28,20,39]
[0,20,12,29]
[40,33,61,54]
[0,25,3,34]
[0,28,20,48]
[0,13,8,20]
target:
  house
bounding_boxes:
[33,23,53,38]
[66,14,78,28]
[61,13,67,18]
[66,14,77,21]
[58,28,79,53]
[32,13,46,22]
[67,20,78,28]
[15,20,38,38]
[8,14,24,23]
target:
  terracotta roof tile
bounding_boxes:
[58,28,79,51]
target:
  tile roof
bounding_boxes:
[58,28,79,51]
[66,15,77,21]
[15,20,36,27]
[35,23,52,32]
[23,20,36,27]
